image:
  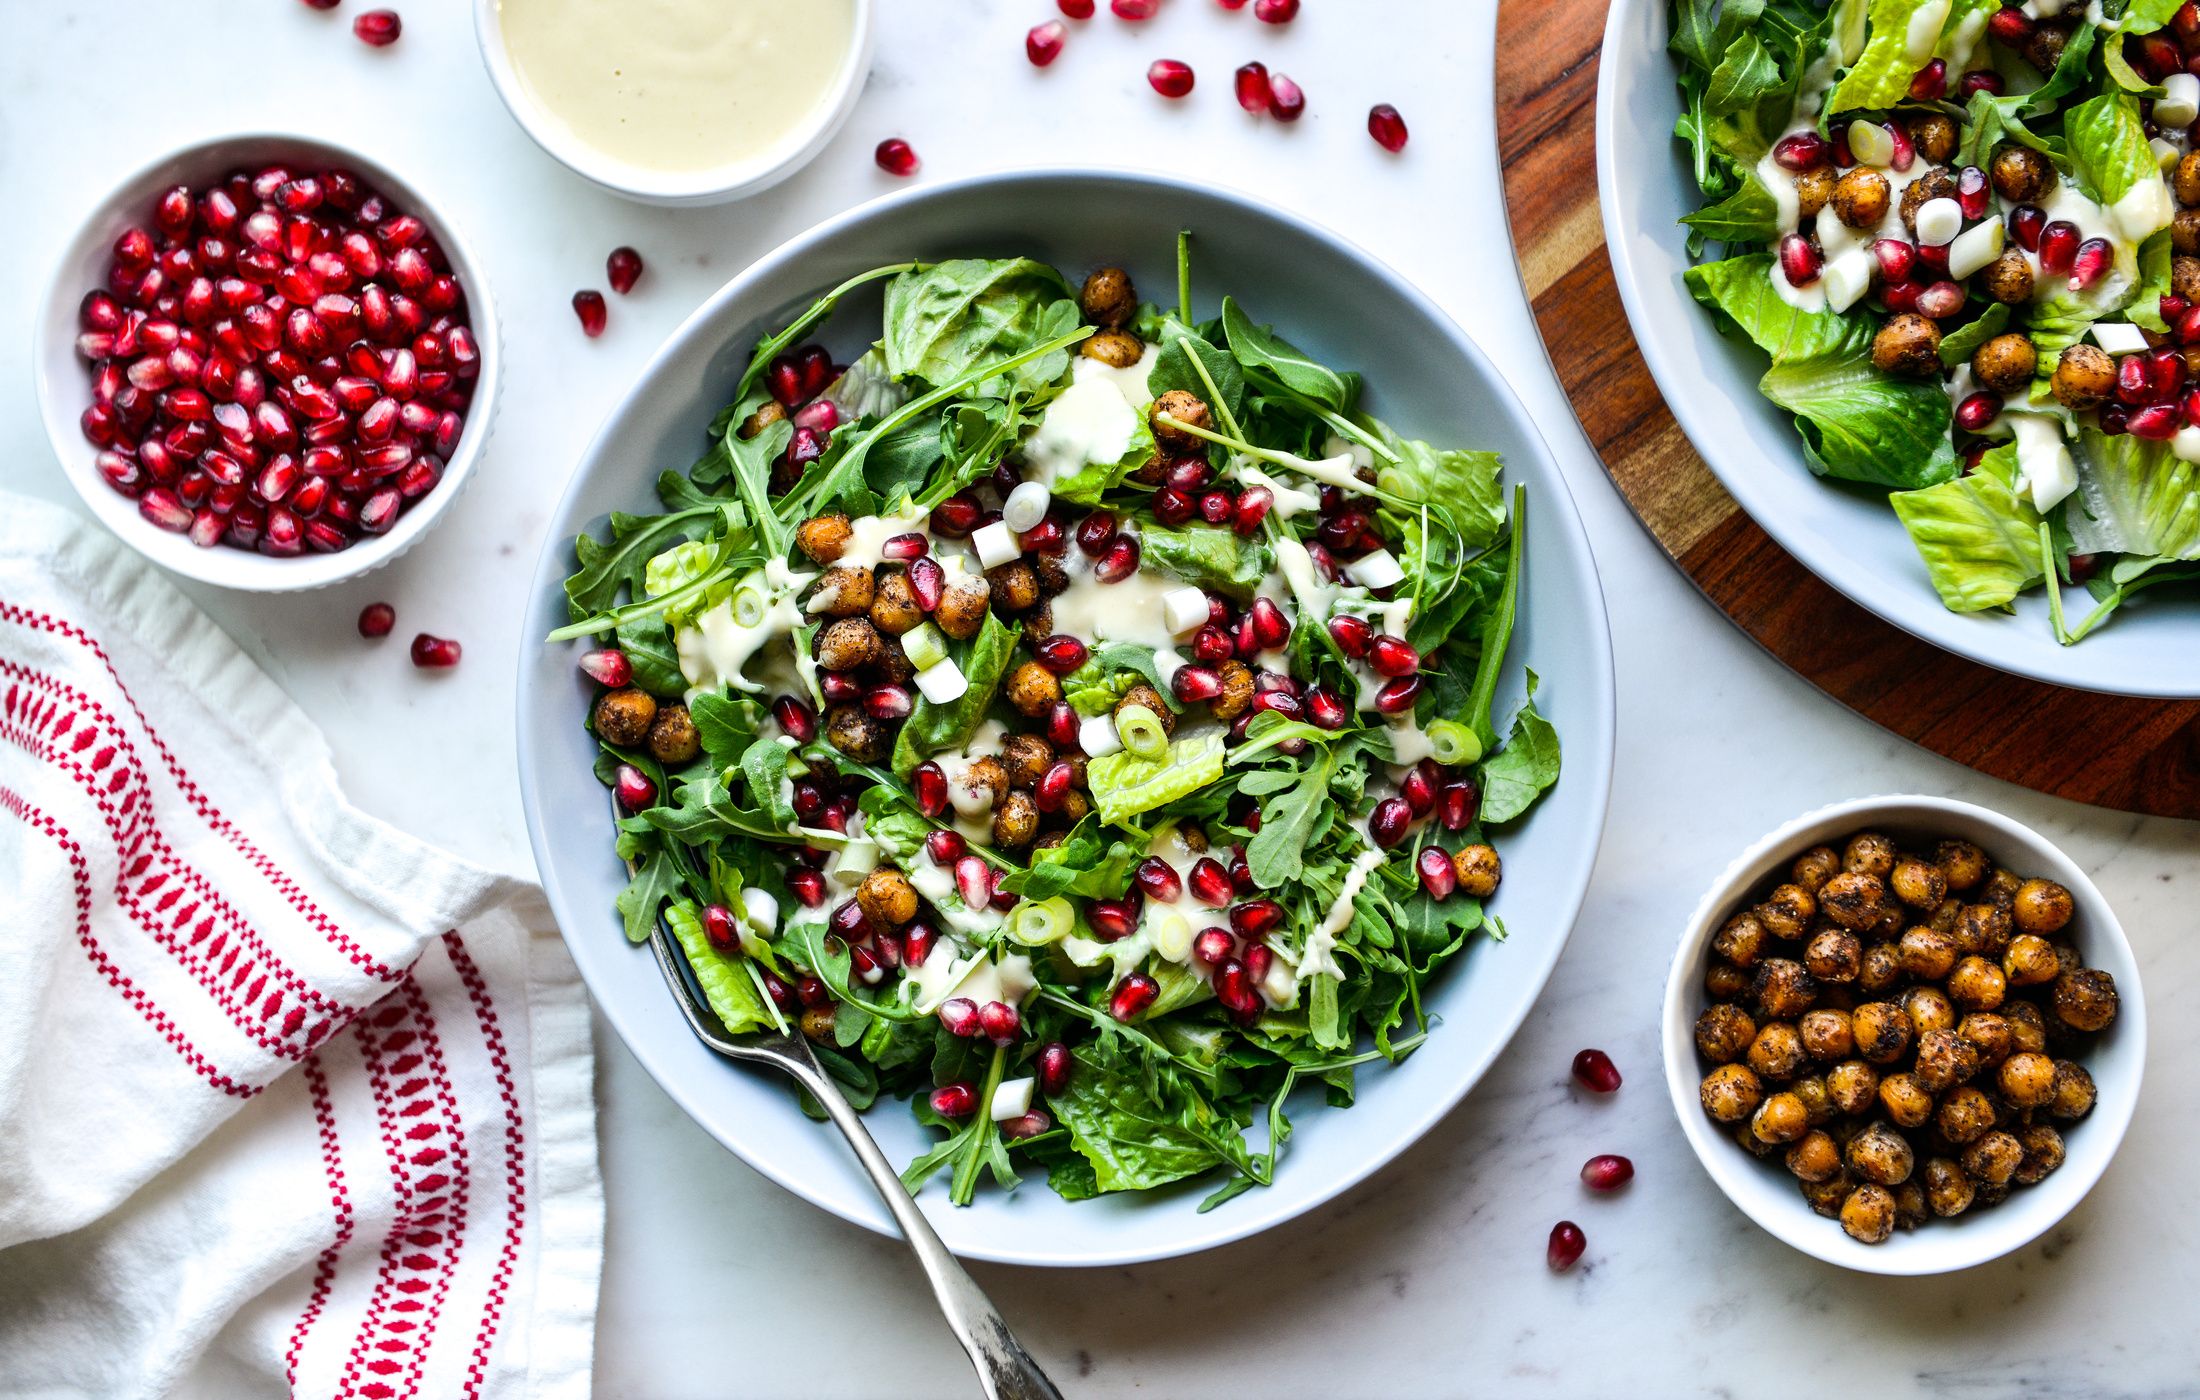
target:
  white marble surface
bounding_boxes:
[4,2,2197,1396]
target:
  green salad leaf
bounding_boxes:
[1087,730,1227,826]
[891,610,1023,776]
[883,258,1080,393]
[1139,524,1270,601]
[1890,443,2047,612]
[2066,427,2200,559]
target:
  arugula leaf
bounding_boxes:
[1139,524,1270,601]
[1219,298,1356,413]
[1051,1043,1237,1193]
[1152,319,1252,428]
[890,610,1022,776]
[616,616,687,696]
[687,690,760,773]
[1477,687,1561,824]
[563,506,716,623]
[616,844,682,945]
[1245,751,1336,889]
[724,417,793,560]
[737,737,794,828]
[1680,176,1781,245]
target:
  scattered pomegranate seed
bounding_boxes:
[1955,392,2002,434]
[1111,974,1160,1021]
[352,9,401,45]
[1148,59,1195,97]
[772,695,817,742]
[1368,104,1409,152]
[1368,798,1412,849]
[1416,846,1458,899]
[1059,0,1095,13]
[1112,0,1158,16]
[978,1000,1022,1046]
[1229,899,1282,940]
[931,1082,980,1118]
[2038,220,2080,275]
[1571,1048,1622,1093]
[579,648,631,686]
[1094,535,1141,582]
[607,246,644,294]
[2068,237,2114,291]
[1908,57,1947,101]
[572,291,607,337]
[1988,5,2035,44]
[1547,1221,1586,1272]
[1778,233,1822,287]
[875,138,920,177]
[1034,634,1090,674]
[1580,1154,1634,1192]
[787,870,827,907]
[1028,20,1067,65]
[357,602,396,638]
[1037,1042,1073,1095]
[614,764,655,812]
[409,633,460,668]
[1234,61,1273,112]
[1135,857,1185,904]
[1086,899,1140,941]
[925,830,967,867]
[1267,72,1306,121]
[300,0,341,8]
[1254,0,1297,19]
[1171,665,1224,703]
[702,904,740,953]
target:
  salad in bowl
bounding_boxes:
[1674,0,2200,642]
[551,239,1560,1209]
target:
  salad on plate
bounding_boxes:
[552,241,1561,1208]
[1674,0,2200,641]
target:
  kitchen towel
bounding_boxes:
[0,492,602,1399]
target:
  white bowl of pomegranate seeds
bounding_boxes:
[36,134,500,591]
[1663,795,2143,1275]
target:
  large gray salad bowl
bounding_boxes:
[516,170,1617,1265]
[1599,0,2200,698]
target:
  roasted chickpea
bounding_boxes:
[1792,845,1841,893]
[2178,254,2200,303]
[997,733,1053,789]
[855,868,919,928]
[2011,878,2074,934]
[1947,956,2007,1012]
[1805,929,1863,983]
[810,565,875,618]
[824,704,889,763]
[1926,898,1962,934]
[1114,683,1176,737]
[1753,958,1819,1020]
[1795,166,1834,218]
[1852,1002,1912,1064]
[2047,1060,2096,1121]
[1899,925,1959,981]
[1909,1030,1974,1095]
[1079,266,1136,327]
[1831,167,1891,229]
[1989,144,2055,204]
[795,513,853,564]
[1981,867,2023,907]
[1961,1131,2023,1187]
[1922,1156,1975,1218]
[646,703,700,765]
[1898,170,1957,235]
[2013,1123,2066,1185]
[961,755,1009,806]
[592,687,658,747]
[1701,1063,1764,1123]
[1788,1130,1844,1183]
[2177,150,2200,206]
[932,576,991,641]
[2001,934,2060,987]
[992,789,1040,849]
[1876,1073,1935,1130]
[1151,389,1213,454]
[1707,961,1751,1001]
[869,571,924,634]
[1757,884,1817,940]
[987,561,1041,615]
[2004,1000,2049,1054]
[1902,985,1957,1038]
[740,399,788,440]
[817,617,884,673]
[1818,871,1885,930]
[870,633,915,685]
[2179,210,2200,257]
[1003,661,1062,718]
[1858,941,1905,994]
[799,1005,836,1042]
[1893,1181,1929,1232]
[1710,913,1766,968]
[1826,1059,1881,1116]
[1936,1086,1998,1146]
[1801,1171,1857,1218]
[1867,900,1906,941]
[1792,1074,1835,1125]
[2051,343,2116,411]
[1958,1012,2013,1069]
[1747,1022,1807,1081]
[1799,1009,1854,1063]
[1887,855,1949,910]
[1909,112,1958,165]
[1935,839,1987,891]
[1978,248,2036,306]
[1953,901,2011,956]
[1871,314,1944,377]
[1082,327,1145,368]
[2052,967,2120,1033]
[1752,1091,1810,1144]
[1696,1004,1758,1064]
[1455,845,1502,898]
[1847,1122,1915,1186]
[1998,1051,2056,1110]
[1974,1179,2012,1209]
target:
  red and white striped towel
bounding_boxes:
[0,493,601,1400]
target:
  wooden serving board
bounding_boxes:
[1495,0,2200,820]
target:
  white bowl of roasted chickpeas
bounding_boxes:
[1663,795,2145,1276]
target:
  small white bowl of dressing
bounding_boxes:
[473,0,875,206]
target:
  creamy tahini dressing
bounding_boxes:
[496,0,858,175]
[1020,349,1157,487]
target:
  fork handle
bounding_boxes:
[797,1062,1064,1400]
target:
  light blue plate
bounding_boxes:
[516,170,1616,1265]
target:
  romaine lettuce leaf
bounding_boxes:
[1889,443,2046,611]
[665,899,774,1034]
[1760,358,1961,489]
[1685,256,1876,363]
[1829,0,1950,114]
[2066,427,2200,559]
[1087,730,1226,826]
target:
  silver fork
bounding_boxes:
[636,903,1064,1400]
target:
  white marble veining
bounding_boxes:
[3,2,2196,1396]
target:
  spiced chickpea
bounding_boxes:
[2177,150,2200,205]
[1756,885,1816,940]
[810,565,875,618]
[1937,1086,1998,1146]
[999,734,1053,789]
[740,399,787,440]
[1795,166,1834,218]
[934,576,992,640]
[2001,934,2060,987]
[1877,1073,1935,1129]
[1151,390,1213,454]
[1695,1004,1758,1064]
[1935,840,1987,891]
[1082,328,1145,368]
[795,512,853,564]
[2011,878,2074,934]
[1980,867,2023,908]
[1911,1029,1978,1094]
[1889,855,1949,910]
[1859,941,1905,994]
[1706,961,1751,1001]
[1752,1091,1810,1145]
[869,571,924,634]
[1712,910,1770,967]
[1004,661,1063,718]
[1946,956,2007,1012]
[1806,929,1863,983]
[1211,659,1255,721]
[1455,846,1502,898]
[1753,958,1819,1019]
[1927,898,1962,934]
[1818,872,1885,930]
[1989,144,2055,204]
[855,868,919,928]
[1898,170,1958,235]
[1852,1002,1912,1064]
[1962,1131,2024,1187]
[1902,985,1956,1038]
[1747,1022,1807,1081]
[824,705,889,763]
[1953,901,2011,956]
[1958,1012,2013,1069]
[870,634,915,685]
[1974,1179,2012,1209]
[1826,1060,1880,1116]
[2004,1000,2049,1055]
[1802,1171,1856,1218]
[2178,211,2200,258]
[1114,684,1176,737]
[2051,344,2116,411]
[992,789,1040,849]
[1788,1129,1843,1183]
[1799,1008,1854,1062]
[1831,167,1891,229]
[645,704,700,765]
[1701,1063,1764,1123]
[987,561,1041,615]
[800,1005,836,1042]
[1980,249,2036,306]
[814,617,882,673]
[1899,925,1959,981]
[1872,314,1944,377]
[1846,1122,1914,1186]
[592,687,657,747]
[1909,112,1958,164]
[1079,266,1137,327]
[2047,1060,2096,1120]
[1893,1181,1929,1232]
[1792,845,1841,893]
[2013,1123,2066,1185]
[1792,1075,1834,1125]
[1922,1156,1975,1217]
[2052,967,2120,1032]
[1868,900,1906,941]
[1998,1051,2056,1110]
[1844,832,1898,878]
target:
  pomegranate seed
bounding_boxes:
[783,869,825,909]
[1954,392,2002,433]
[1235,61,1272,112]
[572,291,607,337]
[1571,1048,1622,1093]
[1000,1110,1053,1141]
[1110,975,1159,1021]
[138,488,192,533]
[2068,237,2113,291]
[2117,354,2152,406]
[1957,165,1990,220]
[1433,781,1475,831]
[1229,899,1282,940]
[1170,858,1227,909]
[1778,233,1822,287]
[1268,72,1306,121]
[614,764,655,812]
[1233,486,1273,535]
[1909,58,1948,100]
[924,831,967,869]
[1771,132,1831,172]
[1148,59,1196,98]
[1244,596,1288,649]
[1327,613,1371,657]
[357,602,396,638]
[864,684,913,721]
[1254,0,1298,20]
[1112,0,1158,15]
[579,648,633,687]
[1367,633,1420,677]
[1369,797,1412,849]
[930,1083,979,1119]
[1027,20,1067,65]
[1887,119,1916,172]
[1094,535,1141,582]
[1865,239,1914,288]
[1416,846,1458,900]
[2129,402,2180,439]
[1074,510,1118,555]
[2039,220,2080,274]
[1035,634,1090,675]
[1547,1221,1586,1273]
[1086,899,1139,942]
[896,555,942,612]
[911,761,949,818]
[1581,1154,1635,1192]
[935,998,982,1039]
[1153,486,1197,525]
[898,922,934,968]
[976,1000,1022,1046]
[797,976,832,1010]
[1035,760,1077,813]
[820,673,860,703]
[1045,701,1080,747]
[1399,764,1436,816]
[700,903,740,954]
[1368,104,1409,152]
[929,494,981,536]
[1988,5,2036,45]
[354,12,404,47]
[1296,685,1343,730]
[954,856,992,911]
[1171,666,1223,703]
[1189,623,1230,664]
[409,633,461,669]
[1190,930,1235,970]
[772,695,817,742]
[874,138,920,177]
[1914,280,1966,319]
[1134,857,1184,904]
[1059,0,1094,13]
[1037,1041,1073,1095]
[1959,68,2004,97]
[831,900,874,943]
